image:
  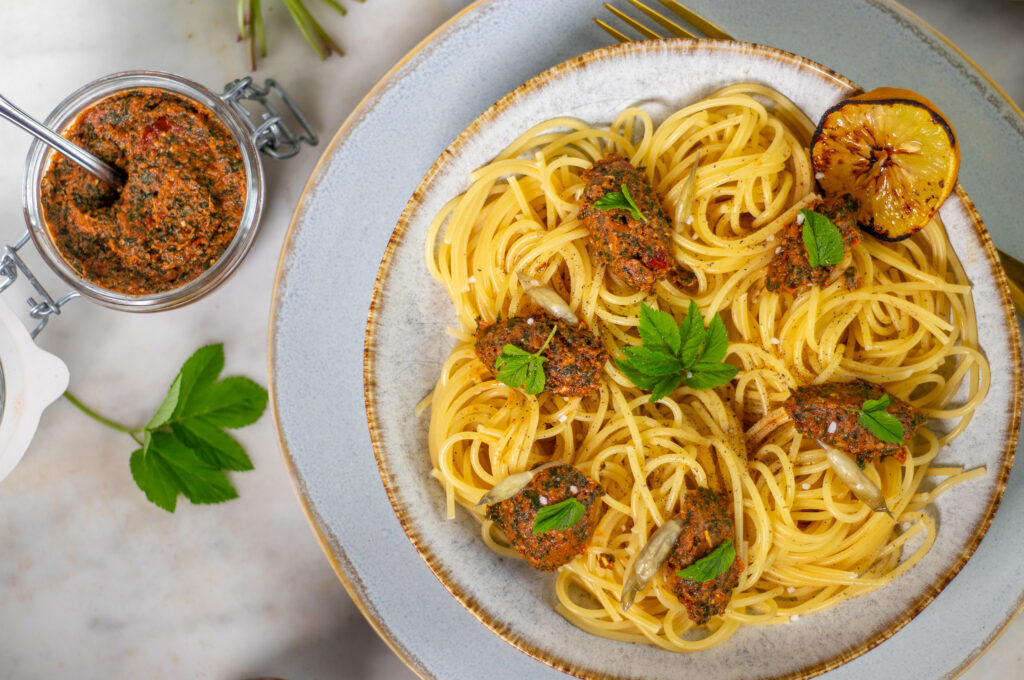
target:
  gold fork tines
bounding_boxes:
[622,0,697,39]
[602,4,664,40]
[657,0,732,39]
[594,18,632,43]
[597,0,733,42]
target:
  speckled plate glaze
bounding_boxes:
[363,39,1019,680]
[271,2,1024,679]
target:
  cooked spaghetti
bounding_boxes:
[421,84,989,651]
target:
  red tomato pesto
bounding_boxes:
[487,464,605,571]
[40,88,245,295]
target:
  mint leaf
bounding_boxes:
[494,327,557,395]
[650,373,682,402]
[147,431,238,506]
[676,539,736,582]
[678,300,707,367]
[129,432,239,512]
[684,361,739,391]
[621,299,738,400]
[147,374,182,430]
[616,359,662,390]
[801,209,844,268]
[172,344,225,418]
[621,185,645,221]
[523,359,545,395]
[497,344,535,359]
[172,420,254,471]
[178,377,268,428]
[861,394,891,412]
[856,395,904,443]
[64,342,268,513]
[129,447,180,512]
[532,497,586,535]
[594,184,646,222]
[496,356,533,392]
[639,303,680,355]
[621,346,682,376]
[700,314,730,365]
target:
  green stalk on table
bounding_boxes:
[64,344,268,513]
[237,0,366,69]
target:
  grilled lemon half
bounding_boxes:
[810,87,960,241]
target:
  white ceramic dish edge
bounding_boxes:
[0,299,70,481]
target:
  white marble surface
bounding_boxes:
[0,1,1021,679]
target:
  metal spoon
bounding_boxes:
[0,92,126,189]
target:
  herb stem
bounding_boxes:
[63,391,141,435]
[537,325,558,355]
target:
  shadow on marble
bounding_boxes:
[235,605,415,680]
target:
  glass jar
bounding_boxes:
[21,71,265,312]
[7,69,315,321]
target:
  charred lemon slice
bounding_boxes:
[810,87,960,241]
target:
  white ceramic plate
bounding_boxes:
[363,39,1020,680]
[271,1,1024,678]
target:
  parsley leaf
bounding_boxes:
[494,326,558,395]
[856,394,905,443]
[800,209,845,268]
[532,497,586,535]
[64,343,267,512]
[676,539,736,582]
[594,183,646,222]
[618,302,738,401]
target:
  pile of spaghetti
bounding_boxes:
[421,84,989,651]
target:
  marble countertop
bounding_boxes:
[1,1,1021,678]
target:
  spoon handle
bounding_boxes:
[0,92,126,189]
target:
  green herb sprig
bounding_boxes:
[64,344,267,512]
[800,209,845,268]
[617,301,739,401]
[594,184,646,222]
[532,497,586,535]
[494,326,558,395]
[676,539,736,582]
[856,394,905,443]
[237,0,364,70]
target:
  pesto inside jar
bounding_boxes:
[40,88,246,296]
